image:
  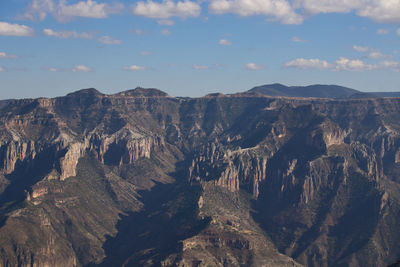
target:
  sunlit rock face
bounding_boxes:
[0,87,400,266]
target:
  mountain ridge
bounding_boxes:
[246,83,397,99]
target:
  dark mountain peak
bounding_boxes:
[248,83,362,98]
[66,88,103,97]
[116,87,168,97]
[263,83,289,90]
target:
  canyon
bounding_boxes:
[0,86,400,266]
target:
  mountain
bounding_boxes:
[1,86,400,266]
[371,92,400,98]
[247,83,386,99]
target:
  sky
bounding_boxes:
[0,0,400,99]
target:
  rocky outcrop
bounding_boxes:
[1,141,36,174]
[59,142,87,180]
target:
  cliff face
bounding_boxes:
[0,88,400,266]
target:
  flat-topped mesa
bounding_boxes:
[115,87,169,97]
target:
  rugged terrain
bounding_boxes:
[0,87,400,266]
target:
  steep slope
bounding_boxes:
[0,87,400,266]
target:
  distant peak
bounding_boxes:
[116,87,168,97]
[269,83,288,87]
[247,83,361,98]
[66,88,103,97]
[204,92,225,98]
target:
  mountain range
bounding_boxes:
[0,84,400,266]
[247,83,400,98]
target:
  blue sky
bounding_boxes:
[1,0,400,99]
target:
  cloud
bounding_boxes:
[98,35,122,44]
[124,65,146,71]
[193,64,209,70]
[379,60,399,70]
[0,22,34,36]
[397,28,400,36]
[72,65,91,72]
[367,51,390,59]
[352,45,391,59]
[357,0,400,23]
[0,67,4,72]
[245,63,265,70]
[294,0,361,14]
[132,29,144,35]
[0,52,18,59]
[140,51,152,55]
[209,0,303,24]
[58,0,109,18]
[291,36,306,42]
[296,0,400,23]
[43,28,94,39]
[20,0,123,21]
[219,39,232,45]
[18,0,54,21]
[157,19,174,25]
[284,58,330,69]
[353,45,369,52]
[284,57,381,71]
[43,66,58,72]
[161,29,172,35]
[376,28,389,35]
[334,57,376,71]
[133,0,201,19]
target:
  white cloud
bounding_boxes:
[376,28,389,35]
[59,0,108,18]
[219,39,232,45]
[133,29,144,35]
[291,36,306,42]
[157,19,175,25]
[161,29,172,35]
[140,51,152,55]
[43,28,94,39]
[98,35,122,44]
[334,57,376,71]
[284,58,330,69]
[124,65,146,71]
[43,66,58,72]
[18,0,55,21]
[20,0,123,21]
[133,0,201,19]
[0,22,34,36]
[193,64,209,70]
[357,0,400,23]
[397,28,400,36]
[353,45,369,52]
[284,57,400,72]
[245,62,265,70]
[352,45,390,59]
[209,0,303,24]
[379,60,399,70]
[72,65,91,72]
[0,67,4,72]
[367,50,390,59]
[296,0,400,23]
[0,52,18,59]
[295,0,361,14]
